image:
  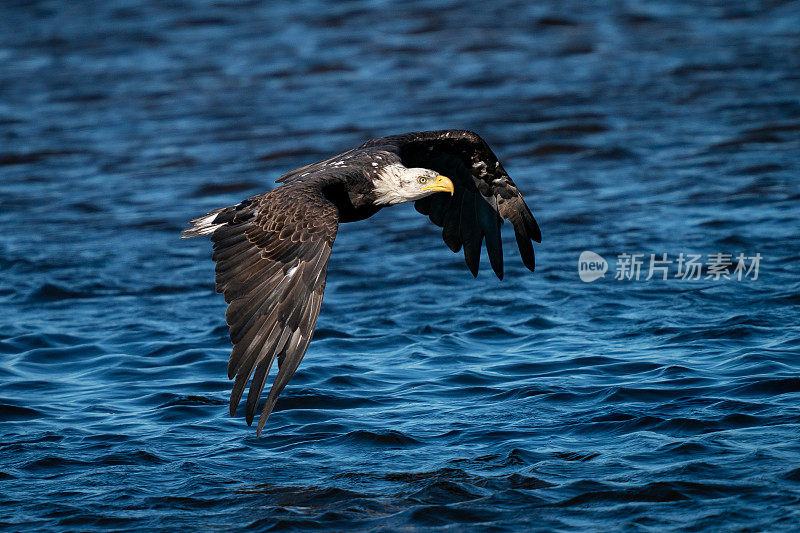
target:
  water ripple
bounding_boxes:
[1,0,799,530]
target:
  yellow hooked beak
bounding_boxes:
[422,175,455,196]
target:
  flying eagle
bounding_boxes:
[183,130,541,436]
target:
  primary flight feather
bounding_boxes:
[182,130,541,436]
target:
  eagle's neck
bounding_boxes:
[371,163,413,205]
[320,174,383,223]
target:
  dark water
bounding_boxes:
[2,0,800,530]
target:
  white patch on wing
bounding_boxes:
[286,264,299,277]
[191,212,223,235]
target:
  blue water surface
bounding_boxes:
[2,0,800,530]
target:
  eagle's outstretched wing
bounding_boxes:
[365,130,541,279]
[182,184,338,436]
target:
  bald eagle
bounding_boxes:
[183,130,541,436]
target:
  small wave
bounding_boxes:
[28,283,94,301]
[276,391,381,412]
[21,456,93,473]
[407,479,488,504]
[96,450,166,466]
[783,468,800,482]
[338,429,421,447]
[556,481,690,506]
[0,403,42,421]
[157,394,225,409]
[729,377,800,397]
[191,181,259,197]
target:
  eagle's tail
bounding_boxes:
[181,206,231,238]
[181,197,259,239]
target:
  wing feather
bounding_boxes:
[382,129,539,278]
[257,287,323,435]
[245,358,273,425]
[441,195,463,253]
[460,191,483,277]
[476,196,504,279]
[183,183,338,434]
[428,196,448,227]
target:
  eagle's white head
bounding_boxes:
[373,164,455,205]
[372,164,455,205]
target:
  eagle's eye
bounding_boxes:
[418,176,428,184]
